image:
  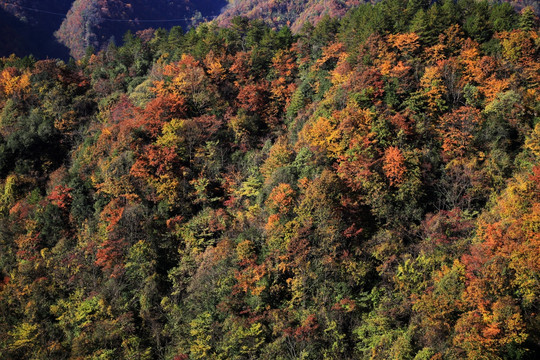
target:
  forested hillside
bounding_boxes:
[0,0,539,359]
[217,0,363,32]
[217,0,540,32]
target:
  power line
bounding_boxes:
[1,1,67,17]
[0,1,218,23]
[99,16,218,23]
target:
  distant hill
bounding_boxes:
[55,0,228,59]
[1,0,227,59]
[216,0,365,33]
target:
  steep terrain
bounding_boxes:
[217,0,365,32]
[0,1,538,359]
[1,0,537,58]
[217,0,539,32]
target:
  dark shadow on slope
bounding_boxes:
[0,7,70,60]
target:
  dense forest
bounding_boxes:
[0,0,539,359]
[216,0,540,31]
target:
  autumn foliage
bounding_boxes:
[0,1,539,359]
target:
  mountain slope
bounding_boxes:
[216,0,539,33]
[0,1,539,359]
[1,0,537,58]
[217,0,364,32]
